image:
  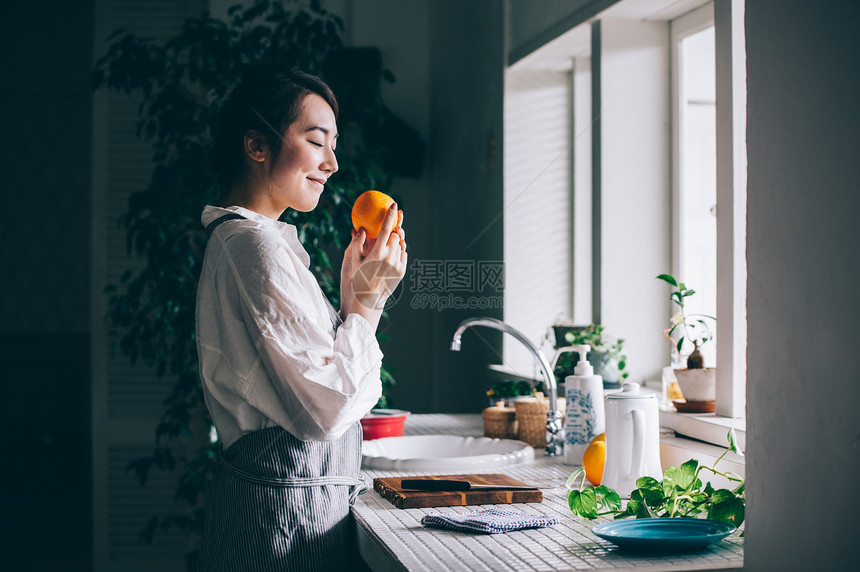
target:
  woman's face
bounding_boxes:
[267,93,338,213]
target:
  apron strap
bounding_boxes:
[218,457,369,502]
[205,212,247,240]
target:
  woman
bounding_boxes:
[195,64,406,571]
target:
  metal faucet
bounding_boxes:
[450,317,565,456]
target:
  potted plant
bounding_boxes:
[485,379,541,407]
[549,323,629,389]
[656,274,716,407]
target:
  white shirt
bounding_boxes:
[196,205,383,448]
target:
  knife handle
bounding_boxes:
[400,479,471,491]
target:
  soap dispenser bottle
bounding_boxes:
[563,345,606,465]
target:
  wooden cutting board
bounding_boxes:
[373,474,543,509]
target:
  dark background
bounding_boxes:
[1,1,94,570]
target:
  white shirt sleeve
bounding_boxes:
[207,225,382,443]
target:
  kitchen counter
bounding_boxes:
[353,414,743,571]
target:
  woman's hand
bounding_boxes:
[340,203,407,330]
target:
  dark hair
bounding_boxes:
[209,63,338,190]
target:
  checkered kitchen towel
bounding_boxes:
[420,508,559,534]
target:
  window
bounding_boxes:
[504,0,747,427]
[672,10,717,369]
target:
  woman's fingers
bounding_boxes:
[351,228,365,267]
[372,203,399,255]
[362,236,377,257]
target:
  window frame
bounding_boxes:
[671,0,747,420]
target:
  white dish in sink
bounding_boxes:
[361,434,535,471]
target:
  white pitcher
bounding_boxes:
[602,382,663,498]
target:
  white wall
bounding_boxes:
[503,68,572,373]
[596,19,671,384]
[745,1,860,570]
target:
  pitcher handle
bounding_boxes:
[629,409,645,480]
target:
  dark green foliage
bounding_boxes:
[93,0,423,549]
[486,379,541,402]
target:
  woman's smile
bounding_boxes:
[307,175,327,191]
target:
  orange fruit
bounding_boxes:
[591,433,605,445]
[582,440,606,486]
[351,190,400,239]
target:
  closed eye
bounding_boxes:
[309,140,323,148]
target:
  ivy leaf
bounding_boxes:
[594,485,622,511]
[568,487,599,519]
[710,489,736,505]
[636,476,661,489]
[630,490,657,518]
[669,459,699,490]
[635,477,664,507]
[616,498,641,519]
[727,428,743,456]
[663,464,680,488]
[565,468,586,491]
[709,495,746,527]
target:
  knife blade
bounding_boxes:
[400,479,539,491]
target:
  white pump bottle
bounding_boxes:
[563,344,606,465]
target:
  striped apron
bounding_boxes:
[197,424,368,571]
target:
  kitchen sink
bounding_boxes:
[361,434,535,471]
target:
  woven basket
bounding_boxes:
[482,403,518,439]
[514,394,550,448]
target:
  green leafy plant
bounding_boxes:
[656,274,715,369]
[565,429,745,527]
[550,324,629,384]
[92,0,423,554]
[486,379,538,403]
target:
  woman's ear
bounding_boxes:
[243,130,269,163]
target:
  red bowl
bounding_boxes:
[360,409,410,440]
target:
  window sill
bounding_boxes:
[660,408,746,451]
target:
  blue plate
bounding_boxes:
[592,519,737,552]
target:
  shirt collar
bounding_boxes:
[201,205,311,268]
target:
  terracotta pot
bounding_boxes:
[673,368,716,402]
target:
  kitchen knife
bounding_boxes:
[400,479,539,491]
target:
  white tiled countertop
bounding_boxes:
[353,414,743,571]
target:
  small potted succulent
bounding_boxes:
[656,274,716,408]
